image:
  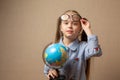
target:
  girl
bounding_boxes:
[43,10,102,80]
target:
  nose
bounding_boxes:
[67,21,73,28]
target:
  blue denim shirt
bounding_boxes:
[44,35,102,80]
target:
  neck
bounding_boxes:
[62,36,75,46]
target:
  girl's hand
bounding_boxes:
[80,18,90,29]
[80,18,93,36]
[47,69,58,79]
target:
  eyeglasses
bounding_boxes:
[60,14,81,22]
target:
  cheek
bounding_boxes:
[60,24,66,32]
[60,25,65,34]
[60,25,63,32]
[74,22,82,31]
[74,26,82,33]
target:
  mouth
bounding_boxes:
[66,30,73,34]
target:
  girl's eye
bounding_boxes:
[73,22,79,25]
[63,22,69,25]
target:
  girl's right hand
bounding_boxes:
[47,69,58,79]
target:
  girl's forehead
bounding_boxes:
[64,11,77,15]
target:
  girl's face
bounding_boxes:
[60,12,82,40]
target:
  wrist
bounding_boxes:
[84,28,93,36]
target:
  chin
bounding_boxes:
[66,35,76,39]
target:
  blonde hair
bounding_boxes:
[54,10,91,80]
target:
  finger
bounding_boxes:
[52,69,58,77]
[80,18,87,25]
[82,17,88,21]
[49,69,58,78]
[47,70,54,79]
[49,72,55,79]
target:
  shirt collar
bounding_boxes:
[59,38,79,51]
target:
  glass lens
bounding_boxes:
[72,14,80,21]
[61,14,69,21]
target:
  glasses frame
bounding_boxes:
[60,14,81,22]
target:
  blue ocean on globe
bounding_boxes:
[44,43,68,68]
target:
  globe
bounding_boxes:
[44,43,68,68]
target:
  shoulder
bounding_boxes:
[78,41,88,49]
[79,41,87,45]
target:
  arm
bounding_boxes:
[80,18,102,59]
[80,18,93,36]
[85,35,102,59]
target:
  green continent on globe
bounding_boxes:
[44,53,48,58]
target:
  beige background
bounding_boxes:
[0,0,120,80]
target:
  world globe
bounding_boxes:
[44,43,68,68]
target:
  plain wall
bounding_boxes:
[0,0,120,80]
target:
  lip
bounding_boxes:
[66,30,73,33]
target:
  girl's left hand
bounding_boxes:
[80,18,93,36]
[80,18,90,30]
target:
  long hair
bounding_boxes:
[54,10,91,80]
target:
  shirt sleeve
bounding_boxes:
[84,35,102,60]
[44,64,50,76]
